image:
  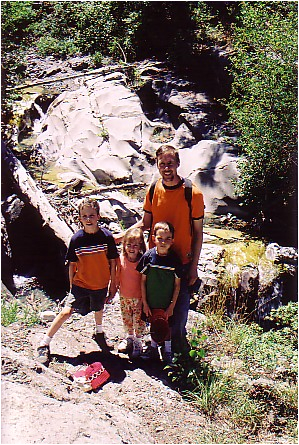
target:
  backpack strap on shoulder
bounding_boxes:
[184,178,193,234]
[149,180,157,204]
[184,178,192,211]
[148,180,157,238]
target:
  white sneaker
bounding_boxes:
[130,339,143,358]
[118,337,133,353]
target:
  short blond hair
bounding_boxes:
[78,197,100,215]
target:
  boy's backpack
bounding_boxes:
[149,178,193,233]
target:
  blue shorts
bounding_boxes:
[64,284,108,316]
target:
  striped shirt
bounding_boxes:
[66,228,119,290]
[136,247,182,309]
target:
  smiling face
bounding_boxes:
[156,151,180,185]
[153,228,174,256]
[124,236,142,262]
[79,205,100,234]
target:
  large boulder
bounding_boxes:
[34,64,240,214]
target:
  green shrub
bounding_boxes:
[266,302,298,332]
[168,309,297,441]
[228,2,298,221]
[1,296,42,328]
[1,1,37,48]
[36,36,79,59]
[1,299,19,326]
[226,320,297,375]
[91,51,103,68]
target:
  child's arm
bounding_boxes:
[107,258,117,303]
[115,257,121,291]
[165,277,181,319]
[68,262,77,291]
[141,274,151,317]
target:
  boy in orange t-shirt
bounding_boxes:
[37,197,119,366]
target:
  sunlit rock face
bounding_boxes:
[34,65,240,215]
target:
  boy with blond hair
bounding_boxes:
[37,197,119,365]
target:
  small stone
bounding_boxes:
[40,310,56,322]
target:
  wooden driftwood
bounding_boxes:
[2,145,74,246]
[7,64,129,91]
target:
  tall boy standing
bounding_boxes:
[37,197,119,365]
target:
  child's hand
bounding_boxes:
[108,282,117,299]
[143,302,152,317]
[106,294,114,304]
[165,305,174,319]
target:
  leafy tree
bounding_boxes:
[1,1,38,126]
[1,0,297,244]
[28,1,143,61]
[1,1,37,49]
[227,2,297,234]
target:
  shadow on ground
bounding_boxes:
[51,348,174,390]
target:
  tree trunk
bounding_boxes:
[1,143,73,246]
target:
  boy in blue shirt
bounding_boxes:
[136,221,182,364]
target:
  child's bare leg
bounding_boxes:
[37,306,73,365]
[94,309,103,328]
[47,306,73,338]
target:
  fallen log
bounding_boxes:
[85,182,146,194]
[7,63,129,91]
[2,143,74,246]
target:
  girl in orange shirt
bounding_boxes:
[117,227,146,358]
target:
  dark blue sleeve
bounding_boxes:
[136,252,148,274]
[175,261,184,279]
[106,233,119,260]
[171,251,183,278]
[65,237,78,263]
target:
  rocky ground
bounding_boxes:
[1,289,211,445]
[2,52,297,445]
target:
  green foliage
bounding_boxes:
[226,318,297,375]
[1,1,37,108]
[170,310,297,440]
[191,1,239,46]
[1,299,19,326]
[266,301,298,332]
[1,296,43,328]
[36,36,79,59]
[228,2,298,219]
[1,1,37,49]
[91,51,103,68]
[26,1,143,61]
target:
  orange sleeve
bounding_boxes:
[143,188,152,213]
[191,185,205,219]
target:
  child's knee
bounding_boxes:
[60,306,73,319]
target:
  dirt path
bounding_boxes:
[1,296,208,444]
